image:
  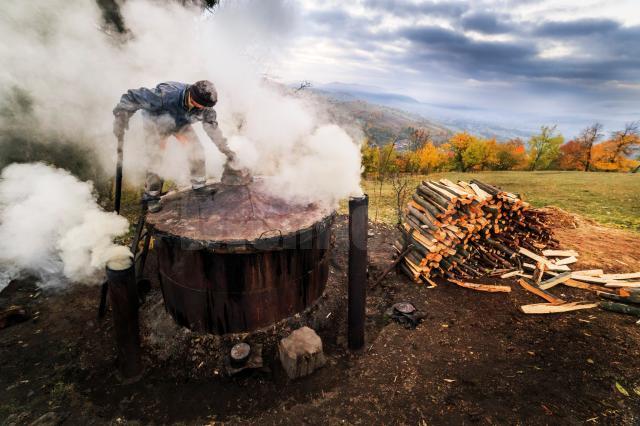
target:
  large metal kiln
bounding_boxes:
[145,179,334,335]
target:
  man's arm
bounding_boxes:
[202,109,235,161]
[112,87,163,139]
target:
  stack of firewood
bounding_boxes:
[396,179,640,316]
[396,179,559,287]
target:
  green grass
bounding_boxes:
[347,171,640,232]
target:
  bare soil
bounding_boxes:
[1,209,640,425]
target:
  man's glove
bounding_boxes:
[113,111,131,140]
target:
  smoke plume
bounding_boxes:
[0,163,129,291]
[0,0,363,205]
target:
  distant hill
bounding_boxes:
[310,82,533,144]
[308,88,450,148]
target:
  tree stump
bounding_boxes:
[278,326,326,379]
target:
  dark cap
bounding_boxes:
[188,80,217,107]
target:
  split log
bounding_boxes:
[599,301,640,317]
[618,288,640,302]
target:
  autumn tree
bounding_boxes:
[495,138,527,170]
[608,121,640,163]
[527,125,563,171]
[577,123,603,171]
[360,139,379,176]
[558,140,585,170]
[415,142,447,173]
[462,137,498,171]
[448,132,476,171]
[407,127,432,151]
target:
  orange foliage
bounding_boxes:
[559,140,588,170]
[591,141,640,171]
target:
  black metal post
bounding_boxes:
[348,194,368,350]
[106,256,142,379]
[114,136,124,214]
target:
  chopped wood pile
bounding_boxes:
[397,178,558,285]
[397,179,640,316]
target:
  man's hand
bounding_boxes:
[113,111,131,140]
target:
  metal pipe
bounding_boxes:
[106,253,142,379]
[348,194,368,350]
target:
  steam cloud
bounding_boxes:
[0,163,130,292]
[0,0,363,206]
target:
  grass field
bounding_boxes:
[351,171,640,231]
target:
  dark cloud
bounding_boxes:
[396,22,640,83]
[534,18,619,37]
[363,0,466,18]
[460,12,512,34]
[401,25,534,71]
[301,4,640,86]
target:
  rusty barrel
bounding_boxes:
[146,179,334,335]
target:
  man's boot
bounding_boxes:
[191,176,207,191]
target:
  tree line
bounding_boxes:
[362,122,640,175]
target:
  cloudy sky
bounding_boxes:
[271,0,640,136]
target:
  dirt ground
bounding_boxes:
[2,208,640,425]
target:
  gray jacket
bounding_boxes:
[113,81,231,155]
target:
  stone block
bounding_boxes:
[278,326,326,379]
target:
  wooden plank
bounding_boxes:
[562,279,616,294]
[448,279,511,293]
[600,272,640,280]
[604,281,640,288]
[501,270,521,279]
[539,272,571,290]
[571,269,603,277]
[519,248,554,269]
[520,302,597,314]
[570,274,611,284]
[543,249,579,257]
[517,273,534,279]
[518,279,565,304]
[554,256,577,266]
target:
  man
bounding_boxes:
[113,80,235,212]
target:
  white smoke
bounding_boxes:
[0,163,129,291]
[0,0,363,206]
